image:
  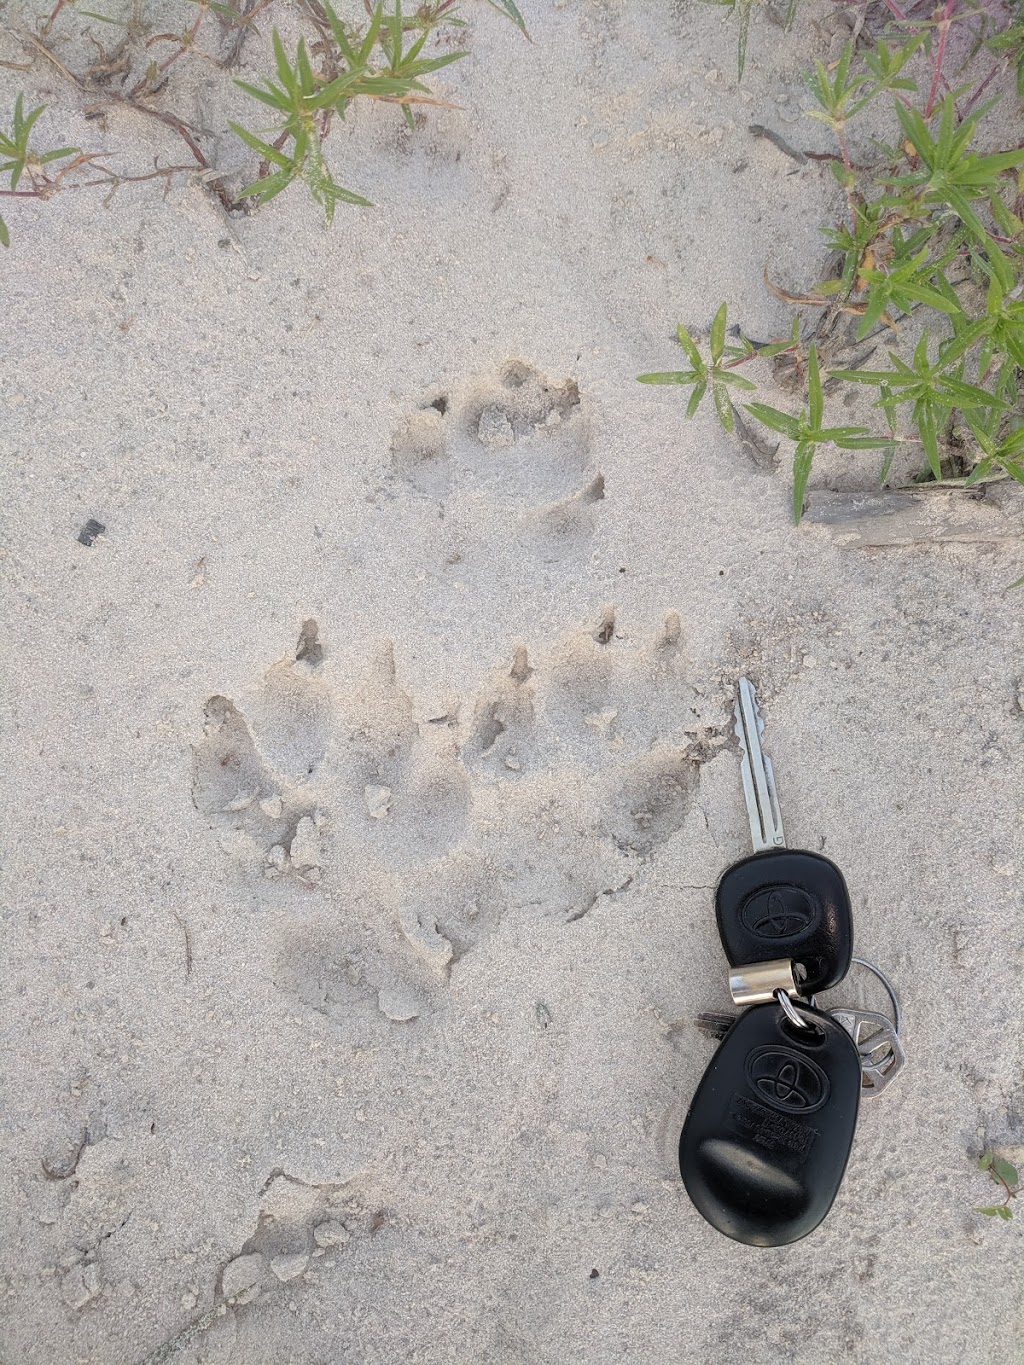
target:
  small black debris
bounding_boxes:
[589,1268,600,1280]
[78,519,106,547]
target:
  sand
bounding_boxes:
[2,2,1023,1362]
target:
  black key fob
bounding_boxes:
[716,850,853,995]
[679,1002,861,1246]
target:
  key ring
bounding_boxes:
[774,988,818,1030]
[851,956,902,1037]
[810,956,903,1037]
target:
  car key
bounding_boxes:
[717,678,853,997]
[695,953,907,1096]
[679,997,862,1246]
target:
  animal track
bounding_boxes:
[217,1171,377,1308]
[193,611,722,1012]
[390,359,603,539]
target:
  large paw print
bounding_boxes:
[389,359,604,540]
[192,622,470,881]
[192,612,722,1006]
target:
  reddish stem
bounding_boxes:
[41,0,72,36]
[128,7,206,98]
[925,0,958,118]
[962,62,1002,115]
[724,342,800,371]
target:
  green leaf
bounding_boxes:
[939,319,991,367]
[792,439,815,524]
[977,1205,1013,1220]
[744,402,803,440]
[891,281,960,314]
[756,338,800,358]
[895,100,933,165]
[939,377,1007,411]
[234,80,291,111]
[963,146,1024,178]
[0,214,8,248]
[807,344,823,430]
[710,302,727,365]
[317,69,380,108]
[237,168,296,201]
[636,371,700,385]
[486,0,529,36]
[272,29,299,97]
[830,433,897,450]
[714,370,757,391]
[675,323,705,374]
[713,380,735,433]
[916,400,942,481]
[993,1159,1020,1188]
[686,382,707,418]
[229,122,293,167]
[295,39,317,99]
[38,146,78,164]
[19,103,45,141]
[736,0,753,79]
[828,368,894,386]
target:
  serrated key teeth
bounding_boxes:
[735,676,786,853]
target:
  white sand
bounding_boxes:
[2,3,1023,1361]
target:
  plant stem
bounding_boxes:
[926,0,958,118]
[129,4,209,99]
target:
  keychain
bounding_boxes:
[678,678,906,1247]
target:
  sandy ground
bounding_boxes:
[2,2,1023,1362]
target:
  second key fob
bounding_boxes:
[716,849,853,995]
[679,1002,861,1246]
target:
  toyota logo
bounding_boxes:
[746,1047,830,1114]
[740,886,819,941]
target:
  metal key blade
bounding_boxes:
[735,677,786,852]
[694,1010,738,1042]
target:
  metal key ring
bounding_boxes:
[808,957,902,1036]
[850,957,903,1037]
[774,988,819,1031]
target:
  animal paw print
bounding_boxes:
[192,620,469,883]
[218,1171,379,1308]
[390,359,604,539]
[193,612,723,1000]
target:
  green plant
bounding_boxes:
[638,303,761,432]
[232,2,470,217]
[1,0,527,246]
[746,345,894,519]
[0,96,78,248]
[638,18,1024,522]
[976,1150,1021,1219]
